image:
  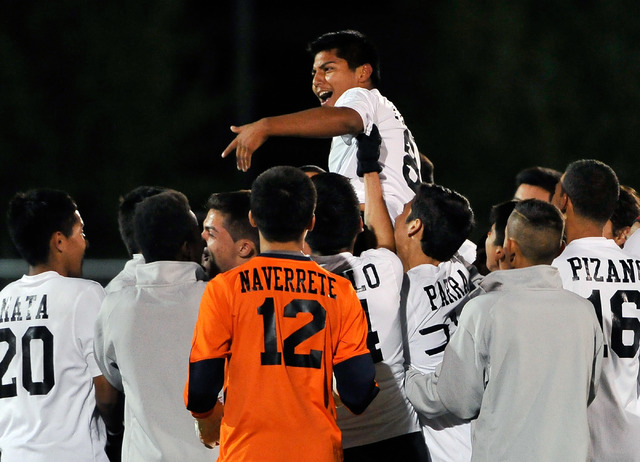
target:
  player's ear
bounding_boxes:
[248,211,258,228]
[306,214,315,232]
[356,63,373,84]
[503,238,518,268]
[51,231,66,253]
[407,218,422,238]
[614,226,630,247]
[237,239,257,259]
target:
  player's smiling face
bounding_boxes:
[202,209,237,274]
[311,49,360,107]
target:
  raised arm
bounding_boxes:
[221,106,363,172]
[356,125,395,252]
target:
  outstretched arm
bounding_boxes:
[357,125,395,252]
[221,106,363,171]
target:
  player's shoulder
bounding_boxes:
[359,247,403,275]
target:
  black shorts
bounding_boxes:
[343,431,430,462]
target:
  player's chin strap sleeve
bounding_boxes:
[333,353,380,415]
[186,358,225,418]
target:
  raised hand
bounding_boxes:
[356,124,382,177]
[221,119,269,172]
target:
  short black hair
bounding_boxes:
[134,190,197,263]
[489,200,518,246]
[610,185,640,236]
[307,30,381,86]
[250,166,316,243]
[206,190,259,247]
[507,199,565,264]
[562,159,619,224]
[117,186,168,256]
[306,173,361,255]
[515,166,562,200]
[299,165,327,176]
[7,189,78,267]
[407,183,474,261]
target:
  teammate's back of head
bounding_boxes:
[307,30,381,86]
[8,189,78,267]
[506,199,565,266]
[118,185,168,256]
[134,190,202,263]
[514,166,561,201]
[305,173,361,255]
[250,166,316,243]
[560,159,619,225]
[409,183,474,262]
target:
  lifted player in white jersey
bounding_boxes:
[395,183,475,462]
[0,189,118,462]
[222,30,422,221]
[305,130,428,460]
[552,159,640,461]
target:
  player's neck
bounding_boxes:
[564,215,605,244]
[28,262,65,277]
[259,237,307,254]
[403,251,441,272]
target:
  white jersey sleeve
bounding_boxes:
[330,87,422,221]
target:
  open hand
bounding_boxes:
[221,120,269,172]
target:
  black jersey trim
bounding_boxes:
[258,251,312,262]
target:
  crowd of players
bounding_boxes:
[1,29,639,462]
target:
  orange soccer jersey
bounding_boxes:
[185,253,371,462]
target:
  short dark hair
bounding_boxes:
[420,153,434,184]
[407,183,474,261]
[562,159,619,224]
[7,189,78,267]
[206,190,259,247]
[515,166,561,200]
[299,165,327,176]
[489,200,518,246]
[307,30,381,87]
[117,186,168,256]
[610,185,640,236]
[305,173,361,254]
[507,199,565,264]
[250,166,316,243]
[134,190,197,263]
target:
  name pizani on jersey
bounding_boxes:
[566,257,640,282]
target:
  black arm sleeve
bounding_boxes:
[186,358,225,414]
[333,353,380,415]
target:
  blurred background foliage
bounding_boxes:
[1,0,639,262]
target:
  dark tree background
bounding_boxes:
[1,1,639,266]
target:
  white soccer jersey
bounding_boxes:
[314,248,422,448]
[0,271,108,462]
[331,88,422,221]
[104,253,145,294]
[552,237,640,460]
[402,258,473,462]
[624,230,640,259]
[94,261,215,462]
